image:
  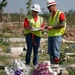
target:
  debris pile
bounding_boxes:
[4,60,59,75]
[4,59,31,75]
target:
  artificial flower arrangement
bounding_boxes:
[32,61,51,75]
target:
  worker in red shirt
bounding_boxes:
[45,0,66,64]
[24,4,44,67]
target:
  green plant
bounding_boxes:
[68,69,75,75]
[0,55,11,64]
[0,38,10,46]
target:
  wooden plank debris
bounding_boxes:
[66,53,75,56]
[62,39,75,44]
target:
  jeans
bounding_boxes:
[48,36,62,64]
[25,33,40,65]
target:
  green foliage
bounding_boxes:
[26,0,32,15]
[0,0,7,8]
[39,53,50,62]
[0,55,11,63]
[68,69,75,75]
[0,34,4,38]
[0,0,7,10]
[0,0,7,22]
[0,38,10,46]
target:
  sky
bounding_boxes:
[2,0,75,14]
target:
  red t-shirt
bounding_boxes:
[59,13,65,21]
[52,12,65,22]
[24,16,44,28]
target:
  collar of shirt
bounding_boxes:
[33,15,38,22]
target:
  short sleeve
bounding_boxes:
[59,13,66,21]
[24,18,29,27]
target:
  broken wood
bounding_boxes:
[62,39,75,44]
[66,53,75,56]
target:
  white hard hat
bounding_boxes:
[47,0,57,7]
[31,4,41,12]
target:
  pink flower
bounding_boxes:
[32,63,50,75]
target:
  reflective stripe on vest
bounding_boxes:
[24,15,43,36]
[48,10,66,36]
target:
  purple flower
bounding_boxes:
[32,63,50,75]
[14,69,23,75]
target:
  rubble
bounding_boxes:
[4,60,69,75]
[4,59,31,75]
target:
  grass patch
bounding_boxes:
[39,53,50,62]
[0,55,11,65]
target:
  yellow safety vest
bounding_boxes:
[24,15,43,37]
[48,10,66,36]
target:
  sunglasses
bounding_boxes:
[47,5,54,9]
[32,10,38,13]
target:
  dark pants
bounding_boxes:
[25,33,40,65]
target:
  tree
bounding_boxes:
[26,0,32,15]
[0,0,7,22]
